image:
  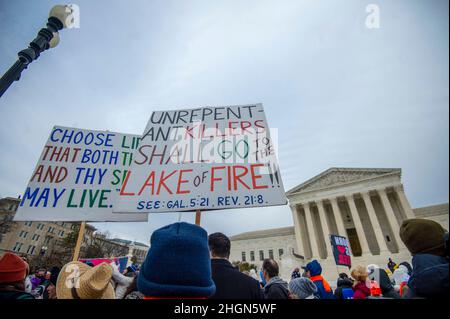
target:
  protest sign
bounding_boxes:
[330,234,352,268]
[79,256,129,273]
[113,103,287,213]
[14,126,148,221]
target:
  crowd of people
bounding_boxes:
[0,218,448,299]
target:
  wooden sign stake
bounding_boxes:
[195,209,201,226]
[72,221,86,262]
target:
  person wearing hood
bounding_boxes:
[137,222,216,299]
[400,218,449,299]
[289,277,318,299]
[302,260,335,299]
[262,259,289,299]
[334,273,354,299]
[367,264,400,299]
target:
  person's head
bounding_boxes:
[293,267,300,273]
[262,259,279,281]
[400,218,448,257]
[339,273,349,279]
[36,267,46,278]
[0,252,29,291]
[302,260,322,277]
[45,271,51,280]
[208,232,230,259]
[351,265,369,284]
[46,283,57,299]
[56,261,115,299]
[137,222,216,298]
[289,277,318,299]
[367,264,379,275]
[388,258,392,262]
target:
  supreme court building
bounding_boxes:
[229,168,449,280]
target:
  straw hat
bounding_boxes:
[56,261,115,299]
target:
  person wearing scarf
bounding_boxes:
[302,260,335,299]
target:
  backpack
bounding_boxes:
[342,288,354,299]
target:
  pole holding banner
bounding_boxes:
[195,209,201,226]
[72,221,86,261]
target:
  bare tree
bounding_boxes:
[0,213,16,242]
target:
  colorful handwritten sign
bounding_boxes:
[14,126,148,221]
[113,103,287,213]
[330,235,352,268]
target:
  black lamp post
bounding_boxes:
[0,5,73,98]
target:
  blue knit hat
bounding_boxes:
[137,222,216,297]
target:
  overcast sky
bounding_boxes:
[0,0,448,244]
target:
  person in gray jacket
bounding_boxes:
[262,259,289,299]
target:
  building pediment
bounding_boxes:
[286,168,401,195]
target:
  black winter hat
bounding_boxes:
[399,219,447,257]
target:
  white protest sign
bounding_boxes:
[113,103,287,213]
[14,126,148,221]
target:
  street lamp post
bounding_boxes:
[39,245,48,265]
[0,5,74,98]
[40,245,48,257]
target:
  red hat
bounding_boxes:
[0,252,29,283]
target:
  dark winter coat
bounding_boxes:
[0,289,34,299]
[334,277,354,299]
[404,254,449,299]
[210,259,263,299]
[369,268,400,299]
[263,277,289,299]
